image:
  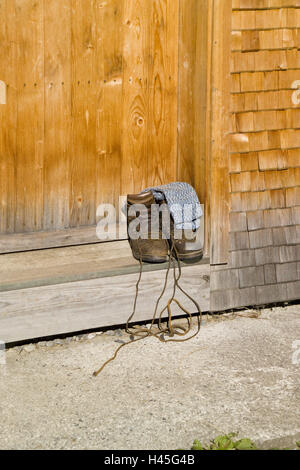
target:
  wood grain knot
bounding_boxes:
[136,117,145,127]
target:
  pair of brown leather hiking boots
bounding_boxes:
[127,191,203,264]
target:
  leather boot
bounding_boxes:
[164,201,203,264]
[127,191,169,264]
[171,227,204,264]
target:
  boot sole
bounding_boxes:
[132,253,169,264]
[175,250,204,265]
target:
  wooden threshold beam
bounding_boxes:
[0,239,208,293]
[0,262,210,344]
[0,239,210,344]
[0,224,127,254]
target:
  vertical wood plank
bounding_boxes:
[15,0,45,233]
[194,0,210,208]
[204,0,213,258]
[70,0,98,227]
[177,0,197,188]
[43,0,72,231]
[147,0,179,187]
[0,0,17,234]
[121,0,150,195]
[177,0,209,205]
[96,0,123,210]
[210,0,232,265]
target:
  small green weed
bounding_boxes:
[191,433,300,451]
[191,433,256,451]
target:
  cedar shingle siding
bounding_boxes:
[210,0,300,310]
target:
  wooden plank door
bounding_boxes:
[1,0,212,260]
[0,0,182,239]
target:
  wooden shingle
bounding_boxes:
[286,280,300,300]
[240,72,266,93]
[230,231,250,250]
[232,90,298,113]
[279,244,300,262]
[280,130,300,149]
[242,192,260,211]
[229,249,257,268]
[249,228,273,248]
[230,154,242,173]
[230,92,256,113]
[256,283,288,305]
[241,30,260,52]
[232,30,242,51]
[286,187,300,206]
[232,1,300,8]
[233,109,300,133]
[263,208,292,228]
[268,189,286,209]
[258,150,288,171]
[272,227,288,245]
[231,130,300,152]
[231,189,287,212]
[273,225,300,244]
[276,261,299,282]
[233,9,300,31]
[231,73,241,93]
[230,212,248,232]
[264,264,277,285]
[210,269,240,291]
[231,171,265,192]
[257,91,297,113]
[255,246,280,265]
[291,207,300,225]
[239,266,265,287]
[237,70,300,93]
[227,1,300,309]
[247,210,265,231]
[241,153,259,171]
[264,170,288,190]
[210,287,257,311]
[287,149,300,169]
[231,50,300,73]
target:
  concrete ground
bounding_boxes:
[0,305,300,450]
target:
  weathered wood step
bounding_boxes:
[0,240,208,292]
[0,241,210,344]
